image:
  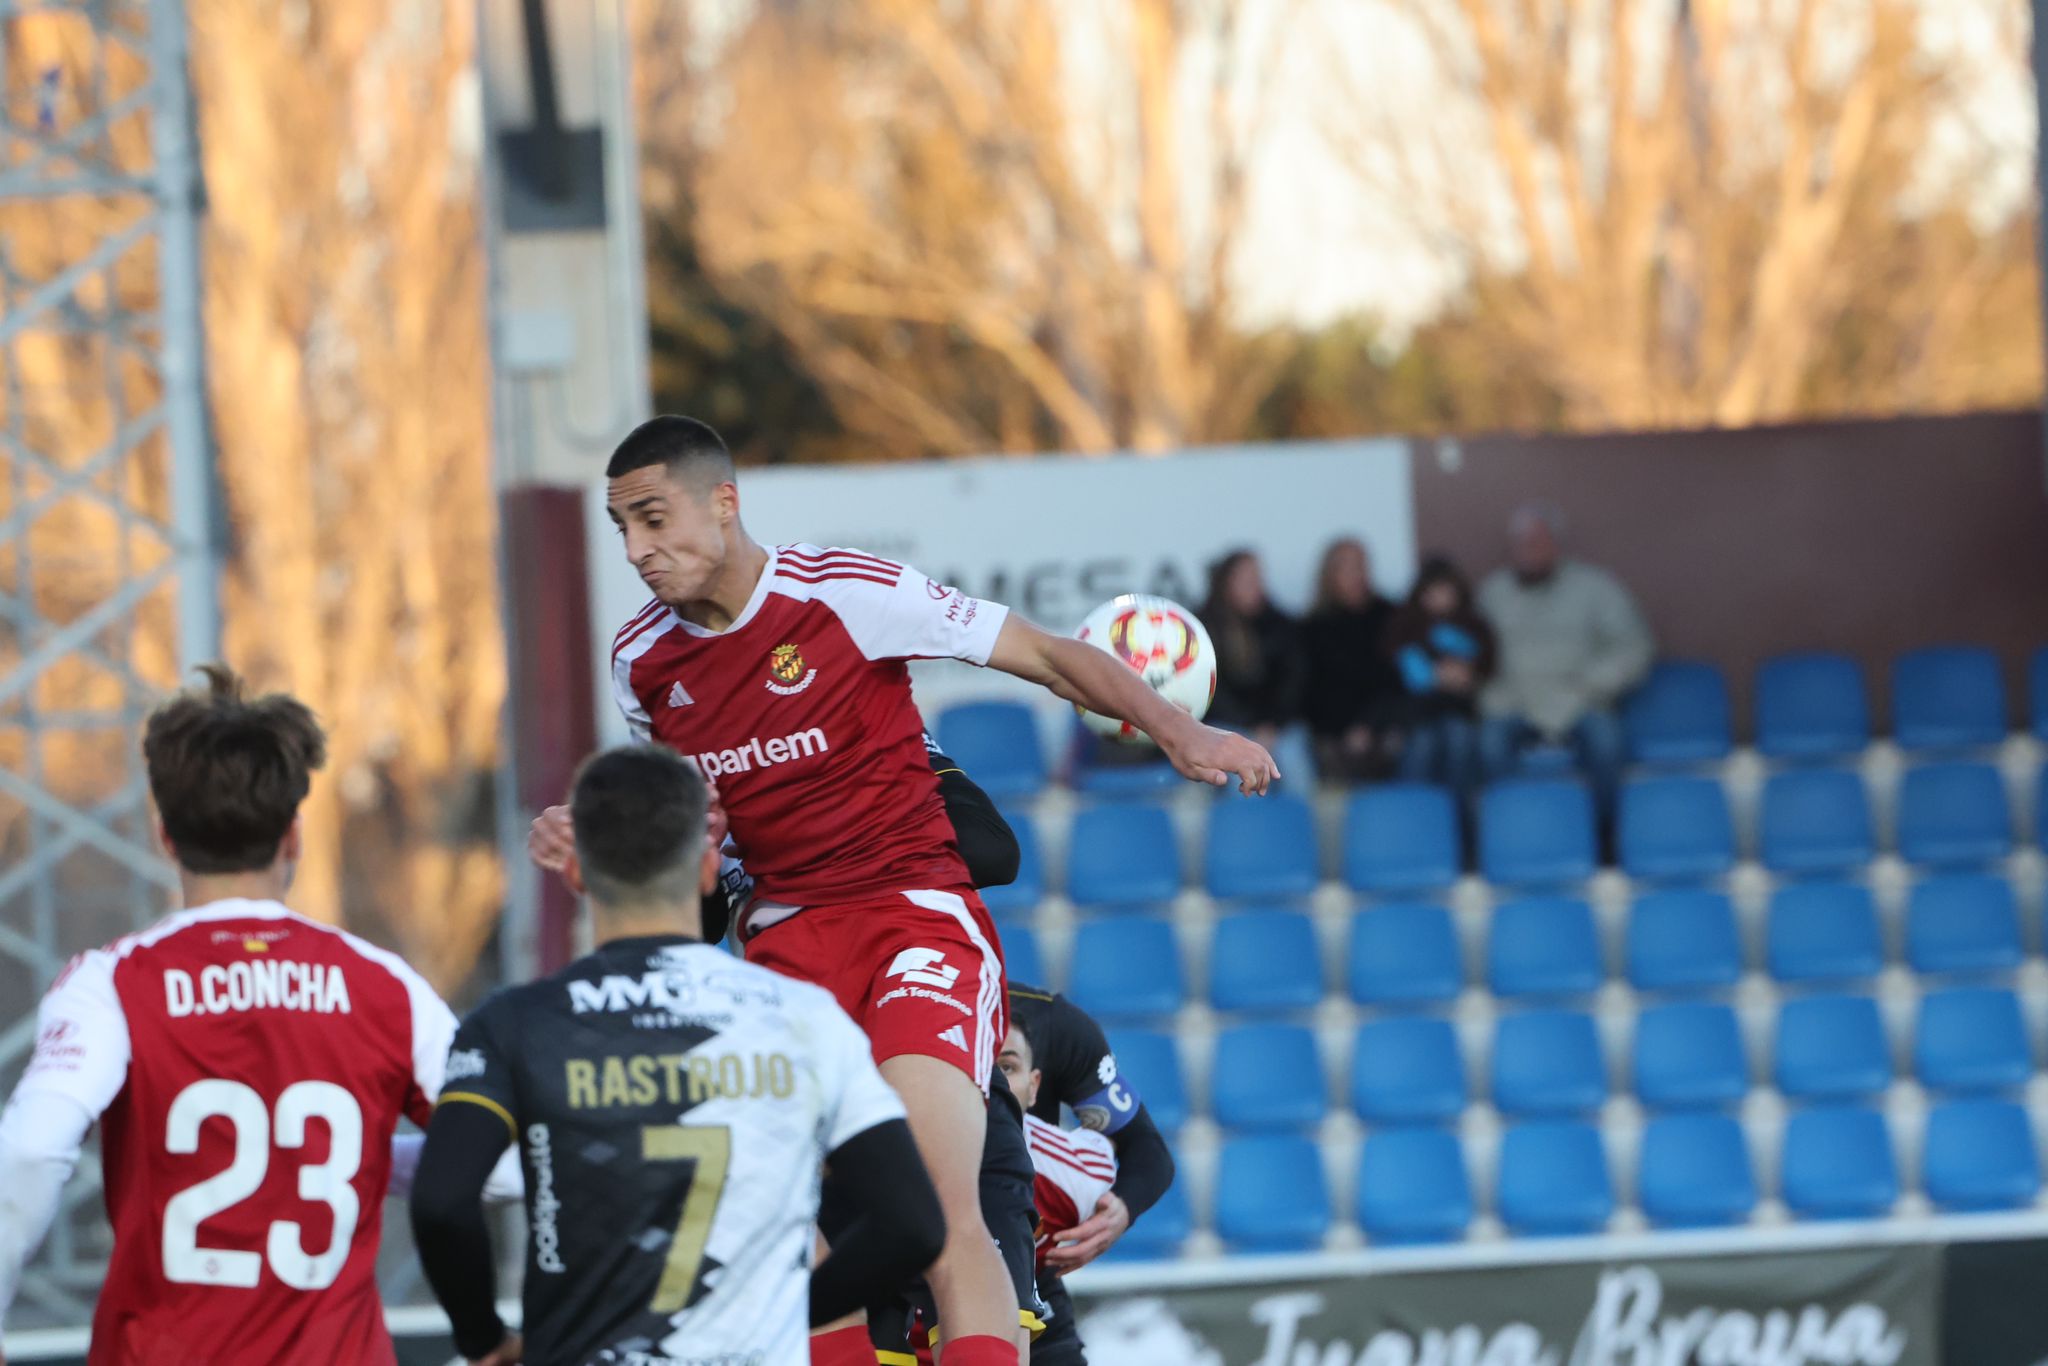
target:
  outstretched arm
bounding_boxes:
[986,615,1280,794]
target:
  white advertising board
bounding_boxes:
[586,439,1416,747]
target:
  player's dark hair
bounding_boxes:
[142,664,328,874]
[606,415,736,493]
[570,744,709,909]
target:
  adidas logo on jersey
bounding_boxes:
[666,681,693,708]
[937,1025,968,1051]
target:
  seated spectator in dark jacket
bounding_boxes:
[1300,537,1401,783]
[1389,556,1496,800]
[1200,549,1314,787]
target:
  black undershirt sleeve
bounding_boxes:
[409,1100,515,1360]
[701,881,733,946]
[931,752,1020,890]
[810,1118,947,1326]
[1109,1105,1176,1220]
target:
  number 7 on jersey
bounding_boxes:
[640,1124,732,1313]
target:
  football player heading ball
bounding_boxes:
[532,415,1275,1366]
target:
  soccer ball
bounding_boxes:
[1074,595,1218,743]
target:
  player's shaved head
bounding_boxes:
[570,744,710,915]
[606,415,735,495]
[143,664,327,874]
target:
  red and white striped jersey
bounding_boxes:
[13,899,456,1365]
[1026,1114,1117,1268]
[610,544,1009,920]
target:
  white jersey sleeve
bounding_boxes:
[610,597,671,742]
[781,546,1009,666]
[813,995,907,1152]
[611,649,653,742]
[0,951,129,1328]
[14,950,131,1118]
[335,932,460,1105]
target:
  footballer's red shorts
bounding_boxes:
[743,886,1008,1088]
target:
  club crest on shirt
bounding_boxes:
[765,642,817,696]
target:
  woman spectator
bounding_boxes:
[1387,555,1496,800]
[1300,537,1401,782]
[1200,549,1314,786]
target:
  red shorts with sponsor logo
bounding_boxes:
[743,887,1008,1088]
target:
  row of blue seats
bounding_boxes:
[1085,987,2035,1134]
[999,874,2036,1017]
[1152,1100,2045,1253]
[941,645,2048,800]
[990,765,2043,914]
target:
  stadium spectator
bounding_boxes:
[1301,536,1402,782]
[1477,503,1653,818]
[1389,555,1496,799]
[1201,548,1314,786]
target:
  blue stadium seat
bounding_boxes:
[1206,794,1320,901]
[1893,645,2007,751]
[978,812,1044,916]
[1068,918,1182,1022]
[1897,762,2013,867]
[1756,653,1870,760]
[1915,987,2031,1093]
[1774,994,1891,1100]
[1782,1106,1899,1219]
[1212,1024,1328,1132]
[1066,803,1181,911]
[1906,874,2023,977]
[1488,896,1603,999]
[1352,1016,1466,1125]
[2031,646,2048,743]
[1105,1174,1192,1259]
[1479,779,1597,886]
[1618,776,1737,883]
[998,922,1045,990]
[1217,1134,1331,1252]
[1626,889,1744,994]
[1497,1122,1614,1236]
[1633,1001,1748,1111]
[1210,909,1323,1015]
[1924,1098,2042,1212]
[1766,881,1883,983]
[1639,1113,1758,1228]
[1759,770,1875,878]
[1103,1027,1188,1131]
[1347,904,1463,1008]
[935,701,1046,801]
[1493,1010,1605,1117]
[1624,660,1734,765]
[1342,784,1460,894]
[1358,1128,1473,1244]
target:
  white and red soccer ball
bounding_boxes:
[1074,594,1217,742]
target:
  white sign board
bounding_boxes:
[587,440,1416,747]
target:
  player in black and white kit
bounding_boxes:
[1001,984,1174,1366]
[411,746,945,1366]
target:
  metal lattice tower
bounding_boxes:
[0,0,217,1329]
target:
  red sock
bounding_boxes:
[935,1336,1019,1366]
[811,1324,878,1366]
